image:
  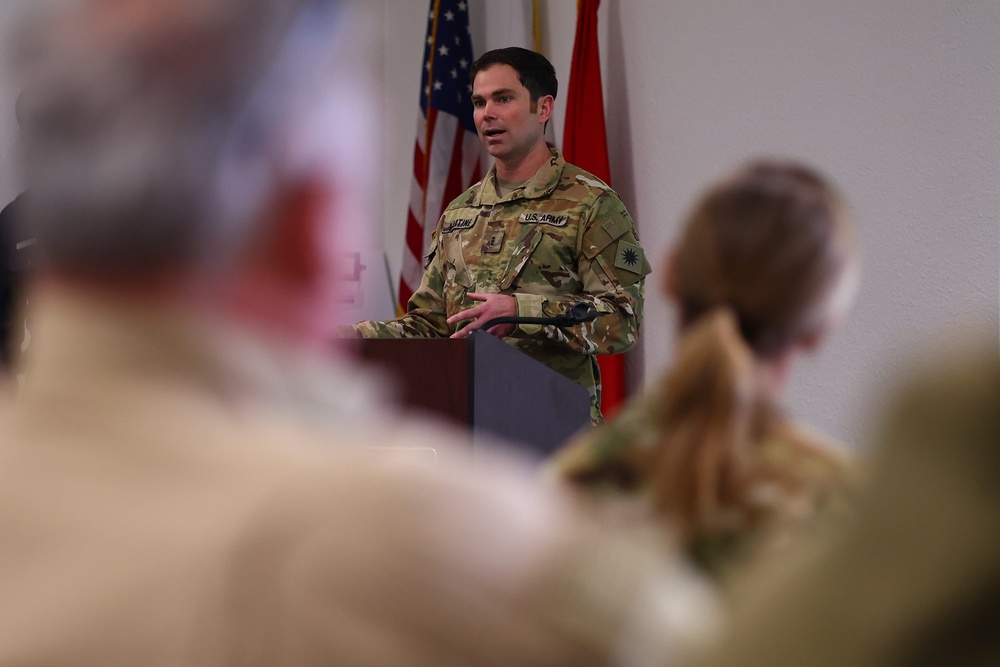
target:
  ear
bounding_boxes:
[259,177,329,289]
[536,94,554,125]
[662,250,679,302]
[797,328,826,354]
[219,174,345,346]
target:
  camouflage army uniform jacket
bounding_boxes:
[353,149,651,423]
[548,371,859,581]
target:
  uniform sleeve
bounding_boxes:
[350,231,452,339]
[508,193,651,355]
[548,371,669,490]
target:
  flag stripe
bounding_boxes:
[442,123,469,218]
[461,130,482,188]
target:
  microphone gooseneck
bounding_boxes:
[478,302,598,333]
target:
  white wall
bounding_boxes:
[605,0,999,449]
[378,0,999,450]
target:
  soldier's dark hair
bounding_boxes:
[471,47,557,101]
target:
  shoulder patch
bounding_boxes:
[614,240,646,274]
[583,207,635,258]
[602,217,631,241]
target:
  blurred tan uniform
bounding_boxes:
[702,345,1000,666]
[0,289,708,665]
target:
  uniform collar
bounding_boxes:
[471,148,565,206]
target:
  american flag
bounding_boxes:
[398,0,483,313]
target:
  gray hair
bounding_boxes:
[12,0,345,274]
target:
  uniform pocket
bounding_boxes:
[499,224,546,290]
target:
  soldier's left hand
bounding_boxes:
[448,292,516,339]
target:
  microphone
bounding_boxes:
[478,302,599,333]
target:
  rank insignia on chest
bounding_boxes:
[614,239,645,273]
[484,231,505,253]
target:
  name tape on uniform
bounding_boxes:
[442,218,476,233]
[519,212,569,226]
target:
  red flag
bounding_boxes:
[398,0,483,314]
[562,0,626,419]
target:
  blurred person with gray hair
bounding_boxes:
[1,93,36,373]
[0,1,716,664]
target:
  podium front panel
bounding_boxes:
[353,335,589,457]
[355,338,470,427]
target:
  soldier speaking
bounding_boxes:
[350,47,651,423]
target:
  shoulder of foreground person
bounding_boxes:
[226,445,721,666]
[685,419,864,586]
[545,373,670,493]
[762,419,866,497]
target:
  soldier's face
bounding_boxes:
[471,64,551,166]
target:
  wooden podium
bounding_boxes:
[354,332,590,457]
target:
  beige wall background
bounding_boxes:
[2,1,997,451]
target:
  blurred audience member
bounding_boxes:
[702,339,999,666]
[0,94,35,373]
[549,161,862,582]
[0,192,35,376]
[0,192,24,369]
[0,1,714,664]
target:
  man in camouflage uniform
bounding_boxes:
[350,47,650,422]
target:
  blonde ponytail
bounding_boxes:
[635,309,773,540]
